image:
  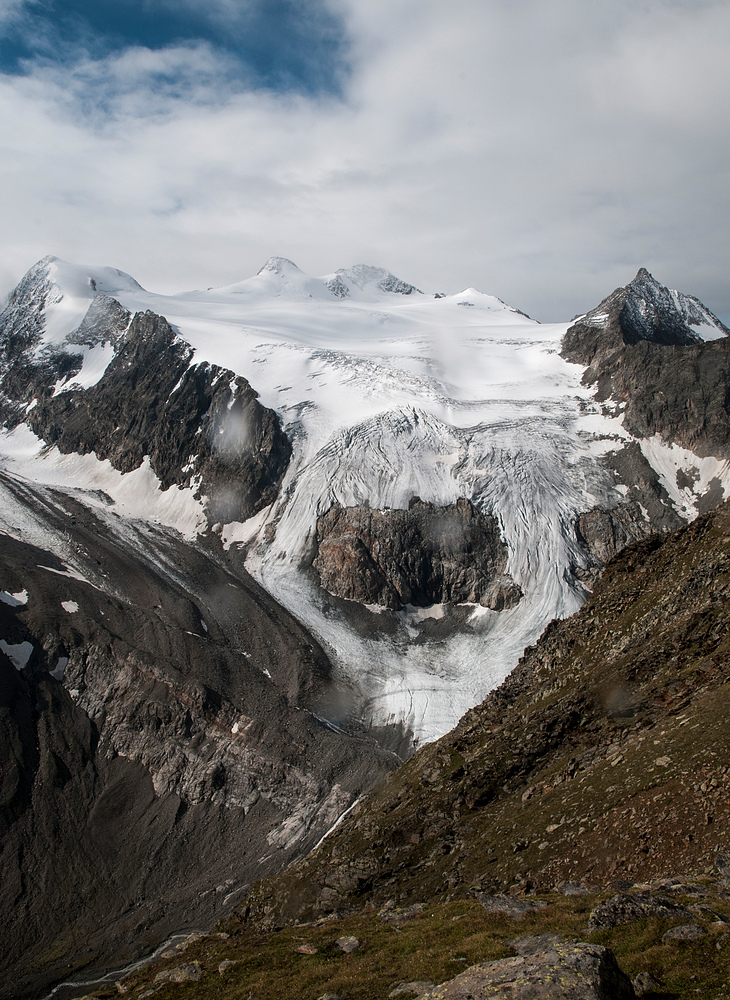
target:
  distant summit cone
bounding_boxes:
[322,264,422,299]
[561,267,729,368]
[256,256,303,277]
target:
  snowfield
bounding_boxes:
[2,255,729,743]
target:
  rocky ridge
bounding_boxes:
[0,259,291,523]
[0,473,397,1000]
[562,268,730,459]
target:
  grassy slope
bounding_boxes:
[81,502,730,999]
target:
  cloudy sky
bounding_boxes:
[0,0,727,321]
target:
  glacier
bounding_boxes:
[2,255,729,744]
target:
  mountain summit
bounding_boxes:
[562,267,729,368]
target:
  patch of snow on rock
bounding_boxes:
[0,589,28,607]
[0,639,33,670]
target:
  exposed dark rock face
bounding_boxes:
[562,267,729,370]
[576,502,655,573]
[610,338,730,459]
[0,284,292,522]
[562,269,730,459]
[573,444,686,585]
[0,473,396,1000]
[66,292,132,348]
[28,307,291,522]
[313,498,521,611]
[0,258,77,427]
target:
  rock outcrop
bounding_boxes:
[313,498,521,610]
[24,308,291,523]
[419,939,635,1000]
[562,268,730,459]
[0,261,292,523]
[576,502,654,567]
[562,266,729,370]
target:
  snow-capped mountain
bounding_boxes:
[2,257,730,744]
[3,255,730,997]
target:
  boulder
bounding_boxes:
[335,936,361,953]
[389,984,435,998]
[154,962,202,983]
[589,893,693,931]
[662,923,707,942]
[716,850,730,878]
[632,971,662,996]
[379,903,425,925]
[419,940,635,999]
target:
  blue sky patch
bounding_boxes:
[0,0,349,97]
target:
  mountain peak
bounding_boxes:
[322,264,422,299]
[621,268,729,346]
[562,267,729,367]
[256,256,303,277]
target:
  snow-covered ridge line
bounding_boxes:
[2,255,729,744]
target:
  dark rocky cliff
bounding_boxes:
[24,308,291,523]
[0,474,397,1000]
[562,268,730,460]
[313,498,521,611]
[0,265,292,524]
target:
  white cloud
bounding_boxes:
[0,0,728,321]
[0,0,29,25]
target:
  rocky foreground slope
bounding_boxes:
[246,499,730,919]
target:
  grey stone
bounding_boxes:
[379,903,425,925]
[662,923,707,942]
[154,962,202,983]
[717,850,730,878]
[632,971,662,996]
[335,935,361,953]
[589,892,693,931]
[556,881,594,896]
[419,941,635,999]
[389,984,435,998]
